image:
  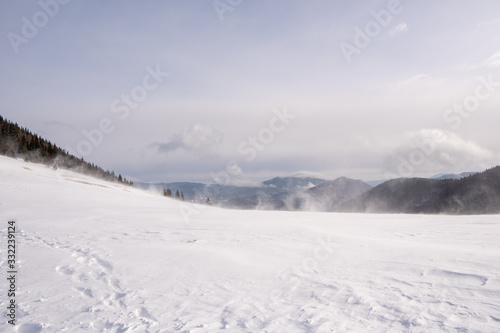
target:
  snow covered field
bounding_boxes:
[1,155,500,333]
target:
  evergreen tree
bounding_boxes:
[19,136,28,154]
[175,190,180,199]
[181,192,185,201]
[166,188,172,197]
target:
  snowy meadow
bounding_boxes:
[1,155,500,332]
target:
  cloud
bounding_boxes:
[383,129,495,176]
[210,161,263,187]
[290,170,329,179]
[152,123,223,157]
[388,23,408,36]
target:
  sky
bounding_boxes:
[1,0,500,184]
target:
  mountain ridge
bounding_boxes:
[339,167,500,214]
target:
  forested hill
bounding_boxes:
[339,166,500,214]
[0,115,132,185]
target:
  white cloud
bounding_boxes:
[152,123,223,157]
[384,129,495,176]
[210,161,263,187]
[388,23,408,36]
[290,170,329,179]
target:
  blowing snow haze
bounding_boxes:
[1,1,500,183]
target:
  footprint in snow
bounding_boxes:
[15,322,43,333]
[135,307,157,321]
[74,287,93,298]
[55,265,75,275]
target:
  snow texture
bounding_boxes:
[1,155,500,332]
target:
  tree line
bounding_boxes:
[0,115,133,186]
[163,188,185,201]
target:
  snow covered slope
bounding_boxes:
[1,155,500,332]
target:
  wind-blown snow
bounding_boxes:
[1,156,499,332]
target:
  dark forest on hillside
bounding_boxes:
[340,167,500,214]
[0,115,132,186]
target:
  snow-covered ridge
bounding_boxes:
[1,155,500,332]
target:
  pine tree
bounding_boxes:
[175,190,180,199]
[181,192,185,201]
[166,188,172,197]
[19,136,28,154]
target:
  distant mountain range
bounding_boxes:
[224,177,373,211]
[137,176,374,211]
[138,168,500,215]
[135,180,290,206]
[340,167,500,214]
[136,177,328,207]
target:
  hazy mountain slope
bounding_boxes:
[262,176,327,191]
[139,176,327,206]
[340,178,447,213]
[1,155,500,332]
[223,191,289,210]
[445,167,500,214]
[430,172,478,180]
[226,177,372,211]
[137,182,288,205]
[340,167,500,214]
[304,177,373,211]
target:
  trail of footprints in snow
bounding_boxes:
[17,230,158,331]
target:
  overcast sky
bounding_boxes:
[1,0,500,183]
